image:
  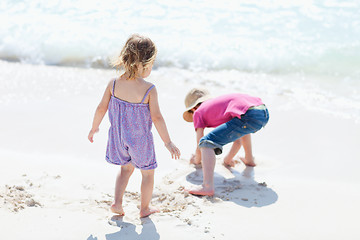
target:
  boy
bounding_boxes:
[183,88,269,196]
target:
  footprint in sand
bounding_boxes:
[0,185,41,212]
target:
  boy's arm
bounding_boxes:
[194,128,204,163]
[88,81,112,142]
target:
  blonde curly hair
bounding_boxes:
[111,34,157,80]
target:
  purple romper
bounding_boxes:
[106,79,157,170]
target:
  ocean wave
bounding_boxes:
[1,43,359,80]
[0,0,359,80]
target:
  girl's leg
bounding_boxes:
[239,134,256,166]
[188,147,216,196]
[139,169,159,218]
[111,164,135,215]
[223,138,242,167]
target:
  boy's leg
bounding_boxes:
[111,164,135,215]
[224,134,256,167]
[188,147,216,196]
[140,169,159,218]
[223,138,242,167]
[239,134,256,166]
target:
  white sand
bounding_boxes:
[0,60,359,240]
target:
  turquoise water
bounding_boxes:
[1,0,359,121]
[1,0,359,76]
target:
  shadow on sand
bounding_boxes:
[186,166,278,208]
[103,215,160,240]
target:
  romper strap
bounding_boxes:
[112,78,116,97]
[140,85,155,103]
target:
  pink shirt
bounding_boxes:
[193,93,264,129]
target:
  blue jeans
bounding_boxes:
[199,106,269,155]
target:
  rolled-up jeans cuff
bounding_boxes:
[199,140,223,155]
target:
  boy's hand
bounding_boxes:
[165,142,181,159]
[88,128,99,143]
[190,153,201,165]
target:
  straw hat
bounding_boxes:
[183,88,211,122]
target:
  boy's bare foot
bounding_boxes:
[185,185,214,196]
[240,156,256,167]
[140,206,159,218]
[224,155,240,167]
[111,204,125,216]
[223,158,241,167]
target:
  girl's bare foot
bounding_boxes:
[185,185,214,196]
[140,206,159,218]
[111,204,125,216]
[240,156,256,167]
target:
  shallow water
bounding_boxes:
[1,1,359,122]
[1,0,359,76]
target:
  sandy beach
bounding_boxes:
[0,60,359,240]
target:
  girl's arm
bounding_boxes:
[149,87,180,159]
[88,81,112,143]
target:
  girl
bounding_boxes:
[88,34,180,218]
[183,88,269,196]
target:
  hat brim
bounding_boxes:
[182,95,211,122]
